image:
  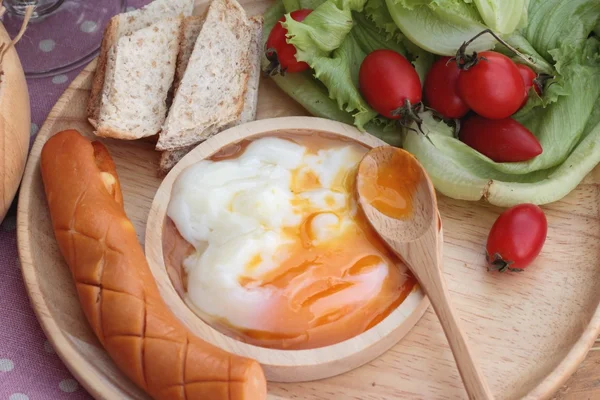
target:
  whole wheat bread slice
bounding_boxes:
[87,0,194,127]
[155,0,253,151]
[158,15,264,174]
[96,18,181,140]
[174,15,206,93]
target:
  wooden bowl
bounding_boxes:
[0,23,31,223]
[145,116,443,382]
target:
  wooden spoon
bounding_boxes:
[356,146,493,400]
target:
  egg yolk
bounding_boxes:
[165,133,417,350]
[358,148,422,219]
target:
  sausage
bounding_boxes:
[40,130,267,400]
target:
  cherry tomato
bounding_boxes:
[486,204,547,272]
[359,50,422,120]
[516,64,542,107]
[265,9,313,75]
[457,52,525,120]
[424,57,470,119]
[459,115,542,162]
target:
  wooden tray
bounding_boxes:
[17,3,600,398]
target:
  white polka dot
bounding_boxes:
[126,6,136,11]
[52,75,68,84]
[39,39,56,52]
[44,340,55,354]
[59,378,79,393]
[80,21,98,33]
[0,358,14,372]
[9,394,29,400]
[1,215,16,231]
[30,123,39,137]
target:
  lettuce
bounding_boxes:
[264,0,600,206]
[364,0,435,83]
[398,0,600,205]
[471,0,528,35]
[402,10,600,205]
[404,112,600,206]
[364,0,402,39]
[523,0,600,61]
[282,0,413,130]
[384,0,497,55]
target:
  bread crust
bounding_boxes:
[157,15,264,174]
[87,18,119,124]
[40,130,267,400]
[156,0,253,151]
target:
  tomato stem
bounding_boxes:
[455,29,539,71]
[264,48,287,77]
[422,105,461,138]
[532,73,554,95]
[486,251,523,273]
[393,99,425,134]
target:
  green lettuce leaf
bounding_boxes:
[283,0,413,130]
[262,0,404,145]
[413,36,600,178]
[263,0,358,124]
[495,47,600,174]
[283,0,365,61]
[523,0,600,62]
[385,0,497,55]
[501,33,554,74]
[404,113,600,206]
[364,0,434,83]
[364,0,402,39]
[471,0,528,35]
[282,0,374,130]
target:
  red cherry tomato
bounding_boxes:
[424,57,470,119]
[265,9,313,74]
[516,64,542,107]
[457,52,525,119]
[459,115,542,162]
[486,204,547,272]
[359,50,422,120]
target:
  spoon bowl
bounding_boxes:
[357,146,494,400]
[357,146,436,242]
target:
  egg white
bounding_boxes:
[168,137,387,330]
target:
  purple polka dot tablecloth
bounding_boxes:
[0,1,150,399]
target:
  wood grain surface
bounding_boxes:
[16,0,600,397]
[0,23,31,223]
[357,147,493,399]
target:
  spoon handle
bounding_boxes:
[422,265,494,400]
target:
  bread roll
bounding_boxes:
[41,130,267,400]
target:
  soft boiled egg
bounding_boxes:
[167,135,415,349]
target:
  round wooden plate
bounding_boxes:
[16,2,600,398]
[145,117,443,382]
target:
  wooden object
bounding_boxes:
[144,117,441,382]
[0,22,31,223]
[15,1,600,397]
[357,147,492,399]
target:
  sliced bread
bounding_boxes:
[241,16,264,123]
[96,18,181,140]
[87,0,194,126]
[158,15,264,174]
[155,0,253,151]
[174,15,206,93]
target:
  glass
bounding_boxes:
[2,0,127,78]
